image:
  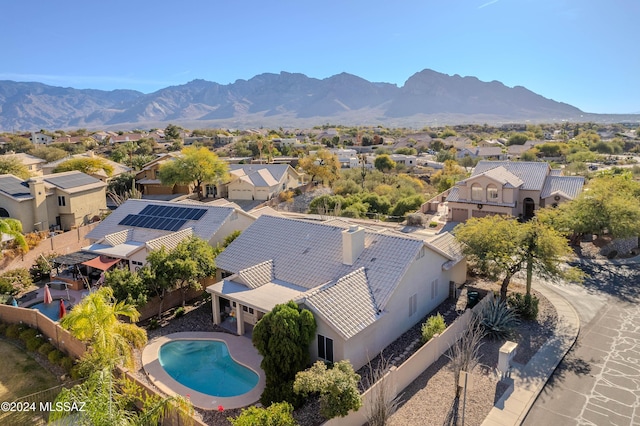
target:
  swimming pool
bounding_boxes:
[29,301,70,321]
[158,340,259,397]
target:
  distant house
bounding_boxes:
[134,153,191,196]
[2,153,47,176]
[390,153,418,167]
[506,140,547,159]
[42,151,132,182]
[84,199,255,272]
[456,146,506,161]
[219,164,303,201]
[446,161,584,222]
[206,215,466,370]
[0,171,106,232]
[29,132,53,145]
[326,148,359,169]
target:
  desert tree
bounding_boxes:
[159,146,229,199]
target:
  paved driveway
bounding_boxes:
[524,259,640,426]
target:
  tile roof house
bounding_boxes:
[134,153,192,196]
[446,161,584,222]
[0,171,106,232]
[206,215,466,370]
[219,164,303,201]
[2,152,47,176]
[42,151,132,182]
[84,199,255,272]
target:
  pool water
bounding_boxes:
[158,340,258,397]
[30,301,70,321]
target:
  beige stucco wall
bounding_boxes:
[64,188,107,229]
[208,212,255,246]
[311,248,466,371]
[228,180,255,200]
[0,196,36,232]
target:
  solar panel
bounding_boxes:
[0,176,31,197]
[44,172,99,189]
[136,204,206,221]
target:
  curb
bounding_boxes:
[482,282,580,426]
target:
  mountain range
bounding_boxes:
[0,69,622,131]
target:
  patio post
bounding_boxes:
[212,294,220,325]
[236,304,245,335]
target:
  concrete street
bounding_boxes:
[523,259,640,426]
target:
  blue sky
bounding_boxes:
[2,1,638,114]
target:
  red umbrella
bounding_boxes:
[59,299,66,319]
[43,284,53,304]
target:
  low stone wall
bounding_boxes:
[600,236,639,257]
[324,293,492,426]
[0,304,86,358]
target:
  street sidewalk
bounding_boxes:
[482,282,580,426]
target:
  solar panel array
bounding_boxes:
[44,173,100,189]
[0,176,31,197]
[118,205,207,232]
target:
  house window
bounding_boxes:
[242,305,248,312]
[317,335,334,362]
[57,196,66,207]
[416,247,426,260]
[249,308,254,314]
[431,279,439,300]
[409,293,417,317]
[471,184,483,201]
[487,185,498,200]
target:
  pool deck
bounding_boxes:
[141,332,265,410]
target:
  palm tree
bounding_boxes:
[50,367,193,426]
[60,287,147,371]
[0,218,28,255]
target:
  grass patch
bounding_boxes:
[0,339,59,401]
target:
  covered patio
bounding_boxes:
[51,251,122,291]
[206,279,307,336]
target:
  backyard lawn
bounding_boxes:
[0,339,59,401]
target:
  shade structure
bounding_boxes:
[81,256,121,271]
[43,285,53,304]
[59,299,66,319]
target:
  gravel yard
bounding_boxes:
[134,277,558,426]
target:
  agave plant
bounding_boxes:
[477,296,520,340]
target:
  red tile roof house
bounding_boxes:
[446,160,584,222]
[206,214,466,370]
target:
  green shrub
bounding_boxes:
[26,336,44,351]
[48,349,64,365]
[421,313,446,344]
[6,324,24,339]
[60,356,74,372]
[174,307,185,318]
[479,297,520,340]
[38,342,54,356]
[19,328,38,343]
[508,293,539,321]
[70,364,86,380]
[148,318,159,330]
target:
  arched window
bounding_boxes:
[487,184,498,200]
[0,208,9,218]
[471,183,483,201]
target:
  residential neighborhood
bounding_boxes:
[0,121,639,426]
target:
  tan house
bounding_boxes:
[446,161,584,222]
[2,153,47,176]
[206,215,466,370]
[134,153,192,196]
[219,164,303,201]
[0,171,106,232]
[42,151,132,182]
